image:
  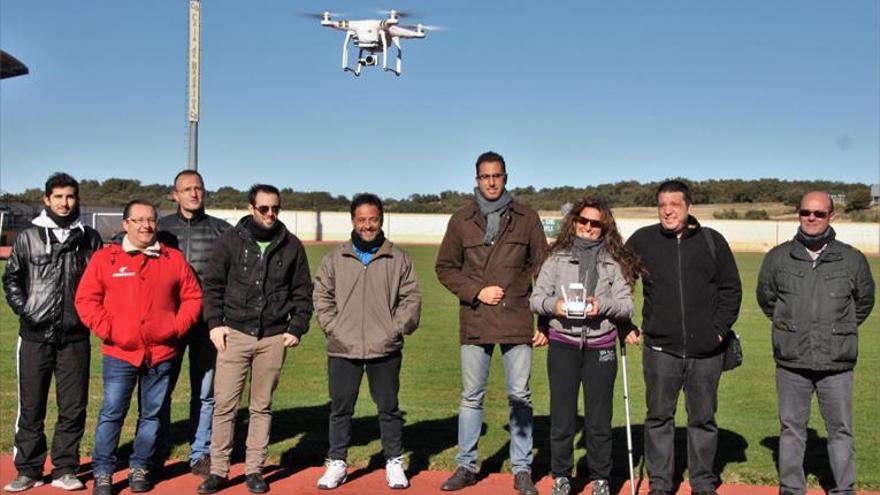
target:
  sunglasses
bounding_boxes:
[798,209,829,219]
[575,217,603,229]
[255,205,281,215]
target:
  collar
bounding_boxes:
[463,198,525,220]
[341,239,393,259]
[177,208,207,223]
[122,236,162,257]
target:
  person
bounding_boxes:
[756,191,875,495]
[435,151,548,495]
[530,197,642,495]
[313,193,422,490]
[197,184,313,495]
[624,180,742,495]
[2,173,102,493]
[154,169,231,477]
[75,200,202,495]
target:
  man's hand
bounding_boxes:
[554,299,567,317]
[210,326,231,352]
[282,333,300,348]
[532,329,548,347]
[586,296,600,317]
[477,286,505,305]
[624,328,641,345]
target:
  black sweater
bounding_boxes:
[625,217,742,358]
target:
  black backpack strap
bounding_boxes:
[702,227,716,263]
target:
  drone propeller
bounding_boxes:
[399,23,447,32]
[374,9,418,18]
[298,11,343,20]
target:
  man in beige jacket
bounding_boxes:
[313,193,422,490]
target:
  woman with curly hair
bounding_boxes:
[529,197,643,495]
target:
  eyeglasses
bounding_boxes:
[255,205,280,215]
[476,173,506,181]
[575,217,603,229]
[126,217,157,225]
[798,209,830,219]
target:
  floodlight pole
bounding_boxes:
[187,0,201,171]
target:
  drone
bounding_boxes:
[310,10,435,76]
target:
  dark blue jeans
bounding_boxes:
[92,355,175,475]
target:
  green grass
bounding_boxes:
[1,249,878,489]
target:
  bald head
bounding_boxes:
[798,191,834,237]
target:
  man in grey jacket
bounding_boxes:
[757,191,875,495]
[313,193,422,490]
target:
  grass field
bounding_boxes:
[1,248,878,489]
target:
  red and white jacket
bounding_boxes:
[75,242,202,367]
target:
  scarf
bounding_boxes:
[243,215,281,242]
[32,209,85,253]
[474,187,513,245]
[44,205,81,229]
[351,229,385,253]
[572,237,604,295]
[796,226,836,253]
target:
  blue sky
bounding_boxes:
[2,1,878,198]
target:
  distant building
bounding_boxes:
[830,193,847,208]
[872,184,879,206]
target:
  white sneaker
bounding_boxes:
[385,456,409,490]
[50,474,85,491]
[317,459,347,490]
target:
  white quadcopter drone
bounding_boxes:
[310,10,436,76]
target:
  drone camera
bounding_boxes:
[360,55,378,66]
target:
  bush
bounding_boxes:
[744,209,770,220]
[848,209,880,223]
[713,209,740,219]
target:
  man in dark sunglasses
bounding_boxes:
[757,191,875,495]
[198,184,314,494]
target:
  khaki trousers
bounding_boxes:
[210,331,286,476]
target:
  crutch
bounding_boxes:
[619,332,636,495]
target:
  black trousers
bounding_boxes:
[642,347,723,492]
[327,351,403,461]
[14,337,90,479]
[547,341,617,480]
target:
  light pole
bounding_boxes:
[187,0,201,170]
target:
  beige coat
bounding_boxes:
[313,239,421,359]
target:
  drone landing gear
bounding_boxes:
[381,33,402,76]
[341,32,362,76]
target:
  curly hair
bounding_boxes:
[550,197,645,290]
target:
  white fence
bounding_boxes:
[205,209,880,255]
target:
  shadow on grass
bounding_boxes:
[482,418,748,495]
[760,428,835,492]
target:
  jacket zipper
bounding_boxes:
[677,236,687,358]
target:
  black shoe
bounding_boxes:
[692,491,718,495]
[92,473,113,495]
[128,468,151,493]
[192,455,212,478]
[441,466,477,491]
[513,471,538,495]
[197,474,227,494]
[245,474,269,494]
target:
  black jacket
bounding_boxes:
[158,209,231,280]
[202,217,313,338]
[625,216,742,358]
[757,238,875,371]
[3,223,103,343]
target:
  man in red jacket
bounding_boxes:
[75,200,202,495]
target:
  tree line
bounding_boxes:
[3,177,874,214]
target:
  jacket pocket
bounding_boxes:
[771,319,802,362]
[830,323,858,363]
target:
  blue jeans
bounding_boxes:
[92,355,174,475]
[155,330,216,466]
[456,344,533,474]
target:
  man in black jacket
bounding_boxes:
[2,173,103,492]
[197,184,313,495]
[154,170,230,477]
[625,180,741,495]
[757,191,875,495]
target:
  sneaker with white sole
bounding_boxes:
[385,456,409,490]
[317,460,347,490]
[3,475,44,492]
[51,474,85,491]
